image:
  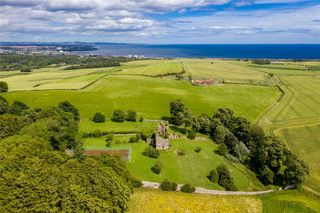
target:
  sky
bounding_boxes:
[0,0,319,44]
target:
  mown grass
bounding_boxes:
[130,188,262,213]
[84,137,265,191]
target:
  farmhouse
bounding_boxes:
[191,79,215,85]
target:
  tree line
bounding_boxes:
[0,54,134,71]
[168,99,309,188]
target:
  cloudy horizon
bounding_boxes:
[0,0,319,44]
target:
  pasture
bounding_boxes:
[84,137,265,191]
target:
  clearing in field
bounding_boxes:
[84,137,265,191]
[130,188,262,213]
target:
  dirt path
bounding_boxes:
[142,181,273,196]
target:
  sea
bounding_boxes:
[79,43,320,59]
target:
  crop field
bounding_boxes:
[130,188,262,213]
[259,190,320,213]
[0,67,117,91]
[182,59,272,85]
[84,137,265,191]
[274,125,320,195]
[119,60,182,76]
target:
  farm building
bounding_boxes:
[191,79,215,85]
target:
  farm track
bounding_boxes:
[141,181,273,196]
[306,126,320,147]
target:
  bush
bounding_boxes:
[252,59,271,65]
[194,147,202,153]
[20,68,31,72]
[217,164,237,191]
[139,116,144,122]
[105,132,114,142]
[8,101,29,116]
[129,134,140,143]
[126,110,137,122]
[131,178,143,188]
[187,130,196,139]
[0,81,9,93]
[0,96,9,114]
[112,110,126,122]
[215,143,228,156]
[180,183,195,193]
[58,101,79,121]
[160,179,177,191]
[151,161,162,174]
[142,146,160,158]
[208,170,218,183]
[92,112,105,123]
[177,149,186,156]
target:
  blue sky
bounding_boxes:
[0,0,319,43]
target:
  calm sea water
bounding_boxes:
[80,43,320,59]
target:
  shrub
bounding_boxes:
[112,110,126,122]
[142,146,160,158]
[20,68,31,72]
[180,183,195,193]
[126,110,137,122]
[105,132,114,142]
[208,170,218,183]
[58,101,79,121]
[131,178,143,188]
[160,179,177,191]
[215,143,228,156]
[187,130,196,139]
[217,164,237,191]
[93,129,102,137]
[92,112,105,123]
[151,161,162,174]
[177,149,186,156]
[129,134,140,143]
[139,116,144,122]
[0,81,9,93]
[194,147,202,153]
[252,59,271,65]
[8,101,29,116]
[0,96,9,114]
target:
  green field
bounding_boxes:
[119,60,182,76]
[84,137,265,191]
[2,75,279,132]
[2,58,320,211]
[275,125,320,195]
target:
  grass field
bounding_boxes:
[84,137,265,191]
[2,75,279,132]
[119,60,182,76]
[274,125,320,195]
[130,188,262,213]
